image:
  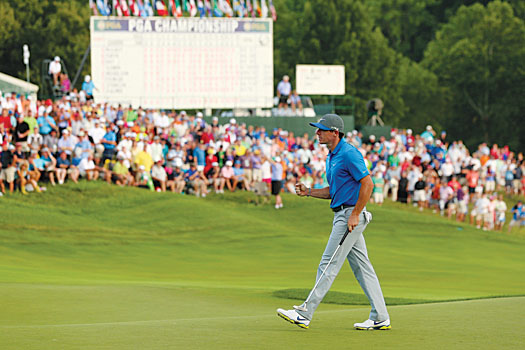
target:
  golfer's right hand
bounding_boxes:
[295,182,307,197]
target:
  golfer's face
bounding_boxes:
[316,129,335,144]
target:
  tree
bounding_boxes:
[366,0,440,62]
[423,1,525,151]
[273,0,409,125]
[0,0,90,93]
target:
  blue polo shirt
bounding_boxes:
[326,139,369,208]
[102,131,117,150]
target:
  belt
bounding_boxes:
[331,204,355,212]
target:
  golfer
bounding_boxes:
[277,114,390,330]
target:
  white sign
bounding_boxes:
[296,64,345,95]
[90,17,274,109]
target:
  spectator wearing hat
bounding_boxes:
[57,129,76,156]
[220,160,235,192]
[74,131,94,160]
[111,155,133,186]
[81,75,95,101]
[89,118,106,146]
[207,162,222,193]
[204,148,218,175]
[49,56,61,87]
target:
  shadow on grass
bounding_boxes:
[273,288,525,306]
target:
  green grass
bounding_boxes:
[1,181,524,349]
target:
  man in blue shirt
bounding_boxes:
[101,123,117,163]
[37,112,58,136]
[508,200,523,232]
[277,114,390,330]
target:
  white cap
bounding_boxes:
[229,118,237,124]
[426,125,432,131]
[274,156,281,162]
[54,56,60,61]
[226,160,233,166]
[85,75,91,83]
[196,111,203,118]
[407,129,412,134]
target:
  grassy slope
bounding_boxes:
[1,182,524,349]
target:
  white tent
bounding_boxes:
[0,72,39,100]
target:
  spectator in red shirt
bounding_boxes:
[448,175,461,193]
[0,109,12,130]
[200,125,214,145]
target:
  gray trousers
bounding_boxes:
[297,207,389,322]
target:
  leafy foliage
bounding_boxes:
[423,1,525,150]
[0,0,90,90]
[0,0,524,150]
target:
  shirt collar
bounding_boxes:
[330,138,346,156]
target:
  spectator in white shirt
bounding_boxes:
[276,75,292,111]
[48,56,62,86]
[147,136,164,163]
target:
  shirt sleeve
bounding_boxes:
[346,147,369,182]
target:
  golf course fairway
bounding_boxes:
[1,182,524,349]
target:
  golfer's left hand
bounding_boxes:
[347,214,359,232]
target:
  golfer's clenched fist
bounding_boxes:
[295,182,307,196]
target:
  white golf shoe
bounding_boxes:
[277,308,310,329]
[354,318,391,330]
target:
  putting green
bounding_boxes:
[0,182,524,349]
[1,283,523,350]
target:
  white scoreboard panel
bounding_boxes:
[296,64,345,96]
[90,17,273,109]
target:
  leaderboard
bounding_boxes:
[90,17,273,109]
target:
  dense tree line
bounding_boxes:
[0,0,523,150]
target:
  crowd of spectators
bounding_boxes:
[0,90,523,230]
